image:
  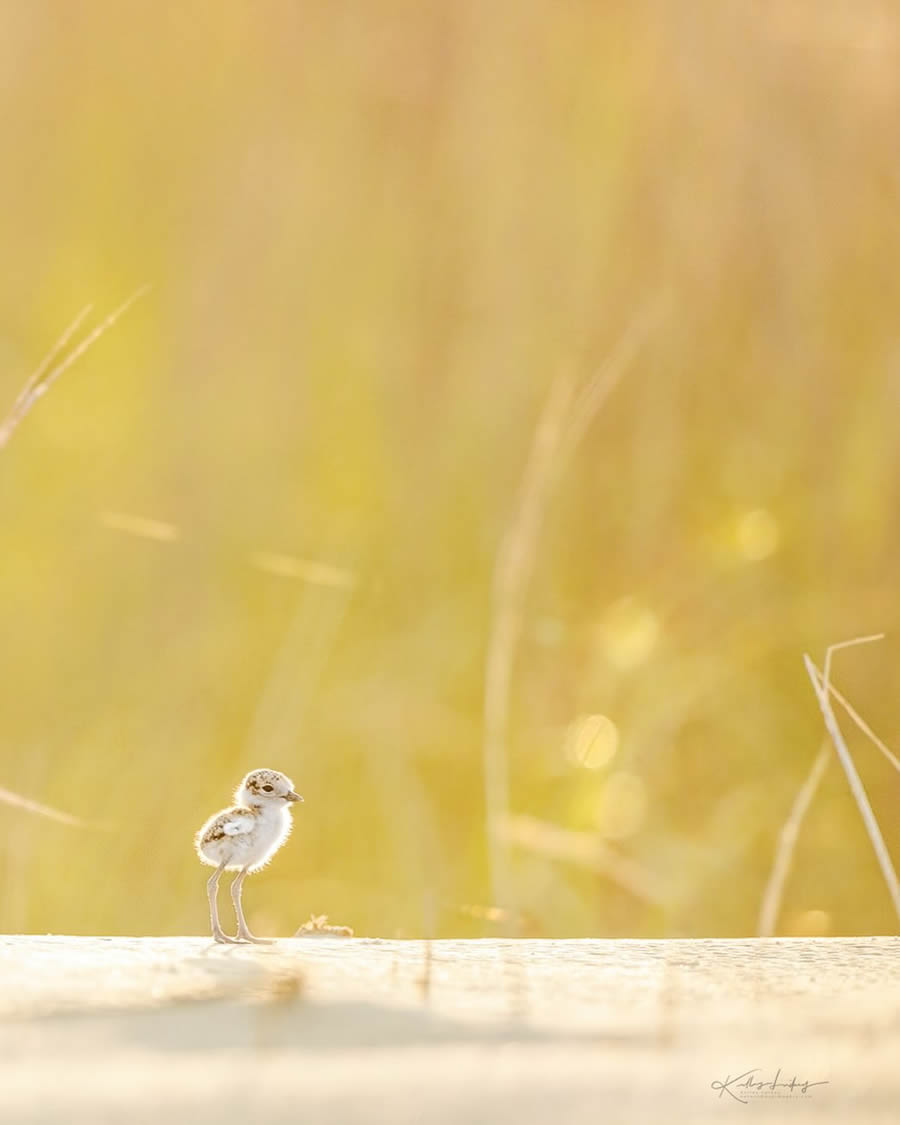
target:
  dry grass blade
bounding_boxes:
[804,639,900,923]
[28,284,152,404]
[248,551,357,589]
[757,741,829,937]
[482,374,576,915]
[1,289,148,828]
[813,666,900,774]
[99,511,179,542]
[556,299,665,474]
[244,567,355,774]
[482,310,658,917]
[0,305,93,448]
[499,814,669,907]
[0,785,97,828]
[0,306,93,448]
[0,285,150,451]
[762,634,897,935]
[822,633,885,695]
[97,511,359,589]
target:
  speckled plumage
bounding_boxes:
[195,768,303,943]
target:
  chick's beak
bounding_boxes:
[286,791,303,803]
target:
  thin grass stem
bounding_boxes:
[804,648,900,923]
[757,741,829,936]
[0,285,150,451]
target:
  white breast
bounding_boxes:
[196,803,293,871]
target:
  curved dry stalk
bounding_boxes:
[557,301,664,473]
[482,374,576,915]
[822,633,885,695]
[482,309,660,917]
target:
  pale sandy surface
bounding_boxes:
[1,935,898,1124]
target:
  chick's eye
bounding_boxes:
[262,784,274,792]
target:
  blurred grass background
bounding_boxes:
[2,0,900,939]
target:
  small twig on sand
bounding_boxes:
[803,635,900,923]
[293,914,353,938]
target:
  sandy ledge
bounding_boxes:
[1,935,897,1124]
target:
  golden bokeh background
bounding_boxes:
[2,1,900,939]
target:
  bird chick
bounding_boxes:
[195,768,303,944]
